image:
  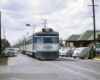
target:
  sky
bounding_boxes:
[0,0,100,46]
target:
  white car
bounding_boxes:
[96,48,100,54]
[59,48,67,57]
[72,47,89,59]
[14,48,20,53]
[4,48,15,57]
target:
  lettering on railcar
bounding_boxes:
[43,45,53,49]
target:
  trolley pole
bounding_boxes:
[88,0,99,57]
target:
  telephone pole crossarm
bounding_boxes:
[42,19,49,29]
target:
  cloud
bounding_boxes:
[0,0,100,46]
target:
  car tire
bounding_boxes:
[70,55,72,57]
[73,56,76,59]
[80,57,83,59]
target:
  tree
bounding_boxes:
[6,40,11,47]
[59,38,63,47]
[88,42,95,59]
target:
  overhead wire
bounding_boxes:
[50,0,66,13]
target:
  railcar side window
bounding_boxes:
[36,37,43,43]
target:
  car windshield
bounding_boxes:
[9,49,14,51]
[75,48,82,51]
[6,48,14,51]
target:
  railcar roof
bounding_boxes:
[35,31,59,34]
[19,30,59,41]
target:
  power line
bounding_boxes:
[50,0,66,13]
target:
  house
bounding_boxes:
[1,39,10,49]
[65,30,100,47]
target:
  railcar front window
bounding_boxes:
[44,37,59,43]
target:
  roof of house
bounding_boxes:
[88,32,100,40]
[65,35,80,41]
[77,30,93,41]
[65,30,100,41]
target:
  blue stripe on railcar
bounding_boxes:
[25,51,33,55]
[35,34,59,36]
[35,51,59,59]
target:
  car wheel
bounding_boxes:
[73,56,76,59]
[80,57,84,59]
[80,57,83,59]
[12,53,14,57]
[70,55,72,57]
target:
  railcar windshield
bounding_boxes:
[35,37,59,43]
[44,37,59,43]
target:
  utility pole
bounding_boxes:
[3,28,5,40]
[3,28,6,49]
[88,0,99,57]
[0,12,1,55]
[19,39,20,49]
[32,24,35,34]
[42,19,49,29]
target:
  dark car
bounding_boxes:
[66,49,74,57]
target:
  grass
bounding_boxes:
[93,54,100,59]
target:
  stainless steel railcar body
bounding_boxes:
[19,28,59,60]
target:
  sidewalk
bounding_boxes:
[0,57,8,66]
[0,49,4,58]
[0,50,8,66]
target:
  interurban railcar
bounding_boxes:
[19,28,59,60]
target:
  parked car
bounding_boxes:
[59,48,74,57]
[96,48,100,54]
[14,48,19,53]
[66,49,74,57]
[59,48,66,57]
[72,47,89,59]
[4,48,15,57]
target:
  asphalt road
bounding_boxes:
[0,52,100,80]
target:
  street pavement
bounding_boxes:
[0,52,100,80]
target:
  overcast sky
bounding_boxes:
[0,0,100,46]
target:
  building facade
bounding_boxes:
[65,30,100,47]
